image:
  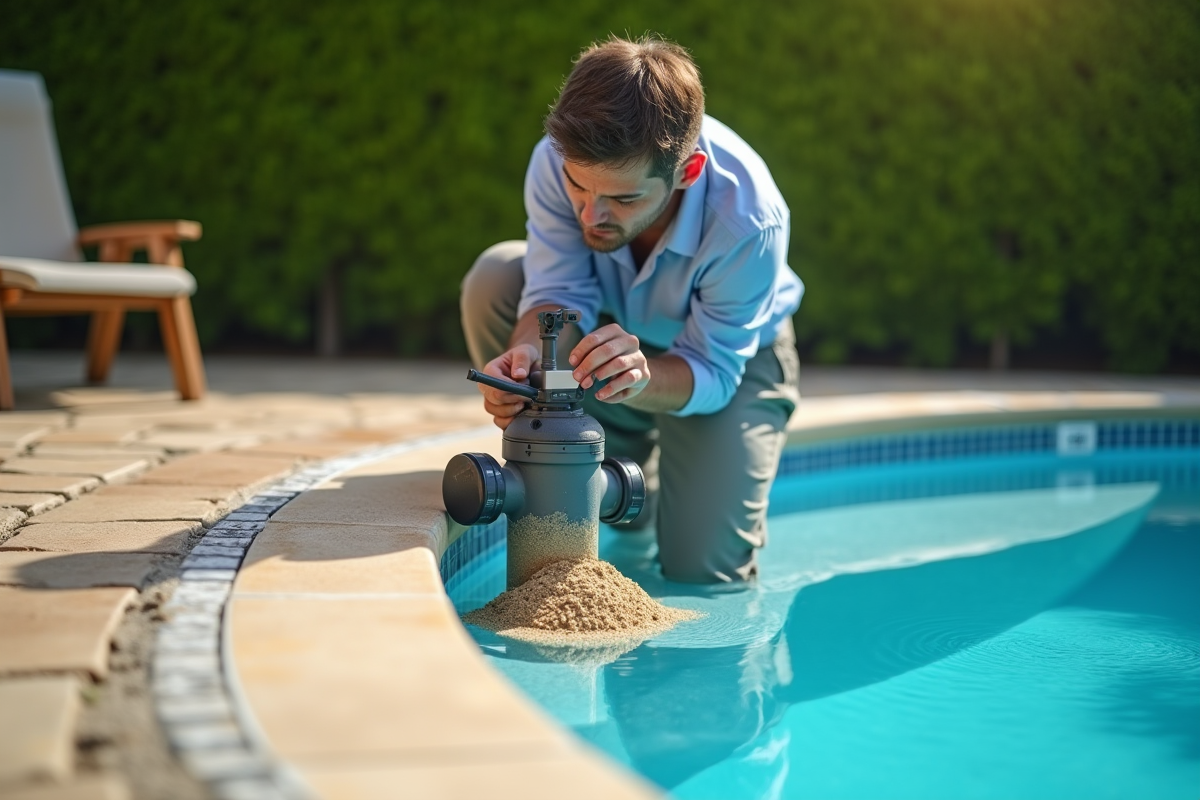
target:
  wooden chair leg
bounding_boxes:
[0,304,13,410]
[85,309,126,384]
[157,296,206,401]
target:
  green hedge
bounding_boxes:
[3,0,1197,368]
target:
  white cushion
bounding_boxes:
[0,256,196,297]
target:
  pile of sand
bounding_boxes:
[463,557,701,648]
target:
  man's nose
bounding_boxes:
[579,199,608,226]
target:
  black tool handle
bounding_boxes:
[466,369,539,400]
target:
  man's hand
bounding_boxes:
[480,344,540,429]
[569,323,651,403]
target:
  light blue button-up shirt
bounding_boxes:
[519,115,804,416]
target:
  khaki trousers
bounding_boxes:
[461,240,800,583]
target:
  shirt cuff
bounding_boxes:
[669,352,730,417]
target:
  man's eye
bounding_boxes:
[616,199,636,207]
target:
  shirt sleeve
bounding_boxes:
[669,224,790,417]
[518,138,603,332]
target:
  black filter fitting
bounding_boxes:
[442,452,507,525]
[600,456,646,525]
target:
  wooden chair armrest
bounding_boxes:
[77,220,202,266]
[78,220,202,245]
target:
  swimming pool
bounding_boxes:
[447,419,1200,799]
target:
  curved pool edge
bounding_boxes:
[223,427,662,800]
[222,391,1200,800]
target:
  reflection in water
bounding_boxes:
[595,485,1157,789]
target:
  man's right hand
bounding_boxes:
[479,344,540,430]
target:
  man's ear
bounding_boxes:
[678,152,707,189]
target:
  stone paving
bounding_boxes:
[2,353,495,800]
[2,351,1199,800]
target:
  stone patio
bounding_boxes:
[2,350,1198,800]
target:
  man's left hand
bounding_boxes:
[569,323,650,403]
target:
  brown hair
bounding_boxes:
[545,34,705,182]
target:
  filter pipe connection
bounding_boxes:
[442,453,525,526]
[600,456,646,525]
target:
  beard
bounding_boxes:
[578,190,675,253]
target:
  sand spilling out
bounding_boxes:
[506,511,599,587]
[463,557,702,658]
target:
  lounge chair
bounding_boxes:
[0,69,206,410]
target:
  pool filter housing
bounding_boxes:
[442,309,645,588]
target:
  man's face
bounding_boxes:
[561,159,674,252]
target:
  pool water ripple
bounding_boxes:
[964,608,1200,683]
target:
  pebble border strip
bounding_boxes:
[152,426,495,800]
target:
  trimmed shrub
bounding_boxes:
[2,0,1197,368]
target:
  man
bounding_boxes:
[461,35,802,583]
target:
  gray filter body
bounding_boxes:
[501,409,605,587]
[441,309,646,589]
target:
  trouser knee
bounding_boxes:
[461,240,526,368]
[651,343,794,584]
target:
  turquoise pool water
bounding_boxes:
[450,440,1200,799]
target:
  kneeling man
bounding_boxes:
[461,35,803,583]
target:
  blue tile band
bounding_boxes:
[442,418,1200,585]
[779,418,1200,477]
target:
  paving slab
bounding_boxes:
[0,411,72,428]
[359,419,481,439]
[147,405,267,425]
[0,458,150,485]
[96,483,244,505]
[0,586,135,677]
[231,438,366,461]
[309,428,410,444]
[392,396,490,423]
[37,429,141,445]
[27,495,222,526]
[0,551,158,589]
[29,445,167,461]
[136,453,296,491]
[48,387,179,408]
[61,394,244,416]
[137,431,265,454]
[66,415,160,433]
[0,425,54,449]
[2,775,132,800]
[0,474,101,499]
[298,753,658,800]
[70,410,249,432]
[222,420,332,439]
[228,596,568,759]
[234,392,355,410]
[0,675,80,786]
[0,492,65,515]
[341,405,424,427]
[0,520,201,554]
[235,522,443,596]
